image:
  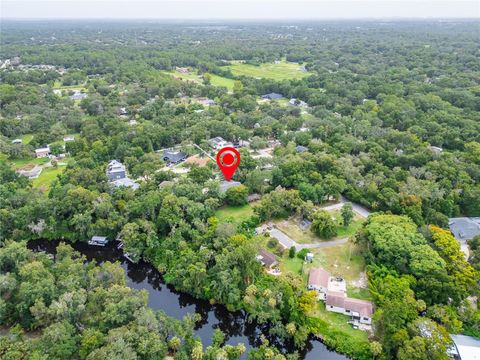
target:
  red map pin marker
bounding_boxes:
[216,147,241,181]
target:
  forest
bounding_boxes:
[1,20,479,359]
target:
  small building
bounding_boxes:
[256,249,278,269]
[296,145,308,153]
[106,160,126,180]
[11,139,22,144]
[88,236,109,247]
[219,180,241,193]
[308,268,330,299]
[428,145,443,154]
[119,107,128,115]
[305,252,314,262]
[197,98,215,106]
[247,193,261,203]
[449,334,480,360]
[69,91,87,101]
[35,147,50,158]
[208,136,233,150]
[261,92,284,101]
[63,135,75,142]
[163,149,187,164]
[112,178,139,190]
[288,98,308,107]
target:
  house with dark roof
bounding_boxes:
[261,92,284,101]
[296,145,308,153]
[107,160,126,181]
[256,249,277,269]
[163,149,187,164]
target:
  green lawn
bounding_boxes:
[32,166,65,192]
[164,70,235,92]
[227,60,312,80]
[215,203,254,224]
[209,74,235,91]
[10,157,49,169]
[20,134,34,144]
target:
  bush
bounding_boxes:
[289,246,296,258]
[297,248,309,260]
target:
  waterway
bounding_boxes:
[27,239,347,360]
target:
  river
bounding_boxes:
[27,239,347,360]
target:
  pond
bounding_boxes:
[28,239,347,360]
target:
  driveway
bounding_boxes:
[322,196,371,219]
[268,228,349,251]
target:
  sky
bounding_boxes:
[1,0,479,20]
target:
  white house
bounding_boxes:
[35,147,50,158]
[326,291,373,327]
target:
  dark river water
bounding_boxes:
[28,239,347,360]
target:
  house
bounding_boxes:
[11,139,22,144]
[69,91,87,101]
[16,166,43,179]
[449,334,480,360]
[35,147,50,158]
[106,160,126,180]
[296,145,308,153]
[256,249,278,269]
[449,217,480,241]
[88,236,109,247]
[219,180,241,193]
[428,145,443,154]
[208,137,233,150]
[197,98,215,106]
[119,107,128,115]
[326,291,373,327]
[288,98,308,107]
[63,135,75,142]
[449,217,480,258]
[163,150,187,164]
[112,177,139,190]
[308,268,330,299]
[261,93,283,101]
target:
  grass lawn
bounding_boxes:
[215,203,254,224]
[209,74,235,92]
[32,166,65,192]
[10,157,50,169]
[274,211,364,244]
[164,70,235,92]
[20,134,34,144]
[227,60,312,80]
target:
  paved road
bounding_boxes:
[268,228,349,251]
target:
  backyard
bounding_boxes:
[215,203,254,224]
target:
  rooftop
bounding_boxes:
[308,268,330,288]
[112,177,139,190]
[449,217,480,241]
[257,249,277,268]
[261,92,283,100]
[450,334,480,360]
[219,180,241,192]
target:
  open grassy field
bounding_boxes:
[163,70,235,92]
[227,60,312,80]
[215,203,254,224]
[209,74,235,91]
[32,165,65,192]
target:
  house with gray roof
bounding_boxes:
[106,160,126,181]
[449,217,480,241]
[296,145,308,153]
[261,92,284,101]
[208,136,233,150]
[112,177,139,190]
[163,149,187,164]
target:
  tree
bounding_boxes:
[288,246,296,258]
[341,202,354,227]
[224,185,248,206]
[311,210,337,239]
